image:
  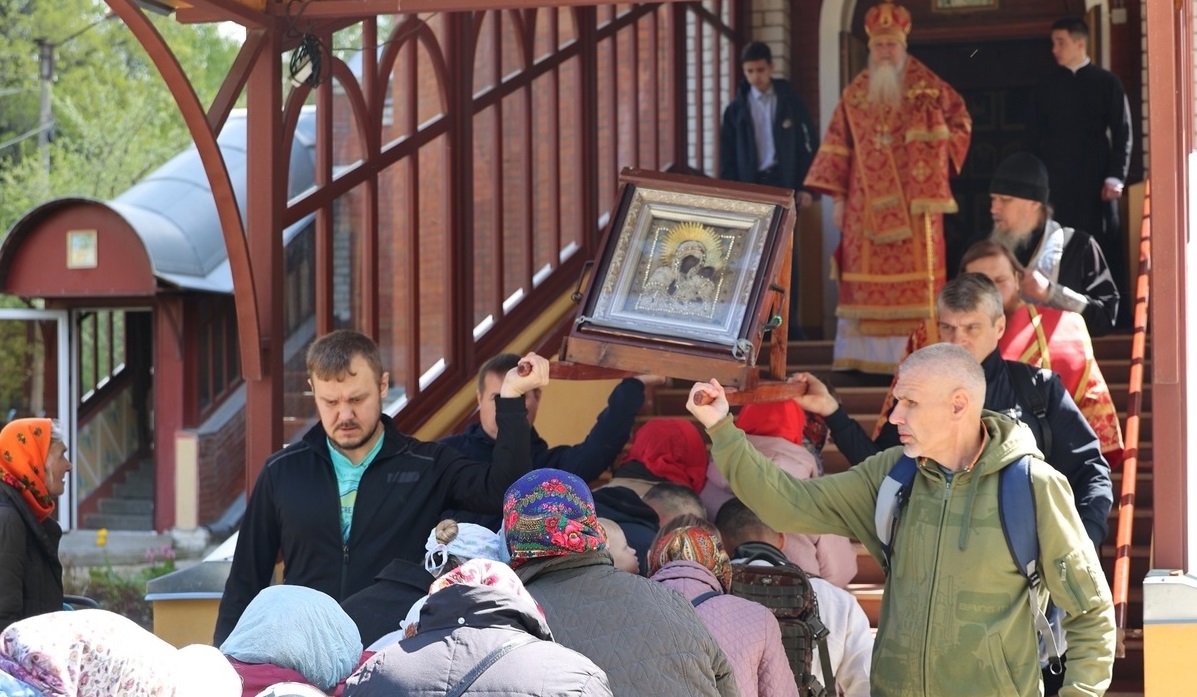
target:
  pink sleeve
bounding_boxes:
[814,534,859,588]
[782,533,821,577]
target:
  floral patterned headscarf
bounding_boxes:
[648,525,734,592]
[0,609,240,697]
[502,469,606,569]
[0,419,55,522]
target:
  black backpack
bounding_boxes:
[728,542,836,697]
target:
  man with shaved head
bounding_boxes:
[685,344,1115,697]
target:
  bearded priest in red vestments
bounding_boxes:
[804,1,971,373]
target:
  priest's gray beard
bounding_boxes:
[867,58,905,107]
[991,227,1037,255]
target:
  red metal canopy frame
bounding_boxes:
[104,0,744,495]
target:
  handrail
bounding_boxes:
[1112,179,1151,657]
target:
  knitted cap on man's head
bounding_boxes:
[502,469,607,568]
[990,152,1050,205]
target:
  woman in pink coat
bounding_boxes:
[648,516,799,697]
[700,400,858,587]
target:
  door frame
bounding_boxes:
[0,308,74,529]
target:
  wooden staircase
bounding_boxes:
[643,333,1148,695]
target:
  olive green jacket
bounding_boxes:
[708,411,1115,697]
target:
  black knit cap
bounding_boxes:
[990,152,1050,204]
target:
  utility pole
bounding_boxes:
[32,15,113,190]
[36,38,55,189]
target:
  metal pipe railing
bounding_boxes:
[1112,179,1151,657]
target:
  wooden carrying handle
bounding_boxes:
[516,361,532,376]
[692,381,809,406]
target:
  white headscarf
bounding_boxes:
[423,522,503,576]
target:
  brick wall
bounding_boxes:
[195,405,246,525]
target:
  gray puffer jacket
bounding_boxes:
[516,551,739,697]
[343,582,612,697]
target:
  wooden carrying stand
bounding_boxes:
[554,168,807,405]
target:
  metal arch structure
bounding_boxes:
[102,0,745,493]
[105,0,292,483]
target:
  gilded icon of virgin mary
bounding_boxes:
[636,221,727,318]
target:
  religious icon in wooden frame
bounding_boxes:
[563,168,796,388]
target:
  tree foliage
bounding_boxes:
[0,0,240,234]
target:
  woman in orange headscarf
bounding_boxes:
[0,418,73,629]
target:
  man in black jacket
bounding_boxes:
[437,353,658,528]
[214,330,549,644]
[989,152,1120,336]
[439,353,654,485]
[790,274,1112,551]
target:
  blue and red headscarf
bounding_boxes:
[502,469,607,568]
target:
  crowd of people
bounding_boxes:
[0,2,1128,695]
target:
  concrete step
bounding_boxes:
[1091,333,1143,361]
[83,512,154,531]
[98,498,154,515]
[115,478,154,499]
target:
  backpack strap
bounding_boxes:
[691,590,722,607]
[875,455,918,574]
[998,455,1065,675]
[444,634,538,697]
[1006,360,1052,457]
[732,541,795,568]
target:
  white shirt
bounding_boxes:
[749,84,777,171]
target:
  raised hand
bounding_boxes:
[686,379,730,428]
[502,353,550,397]
[1019,268,1052,304]
[786,372,840,417]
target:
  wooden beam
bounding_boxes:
[105,0,264,381]
[207,28,266,134]
[178,0,271,26]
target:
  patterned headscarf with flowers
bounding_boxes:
[647,524,734,592]
[0,418,55,522]
[502,469,607,569]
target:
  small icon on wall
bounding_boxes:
[66,229,98,269]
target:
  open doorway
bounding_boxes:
[72,308,155,530]
[0,307,73,527]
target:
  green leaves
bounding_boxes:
[0,0,239,235]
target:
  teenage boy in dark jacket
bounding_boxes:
[214,330,549,644]
[720,41,818,207]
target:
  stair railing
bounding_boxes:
[1112,180,1151,657]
